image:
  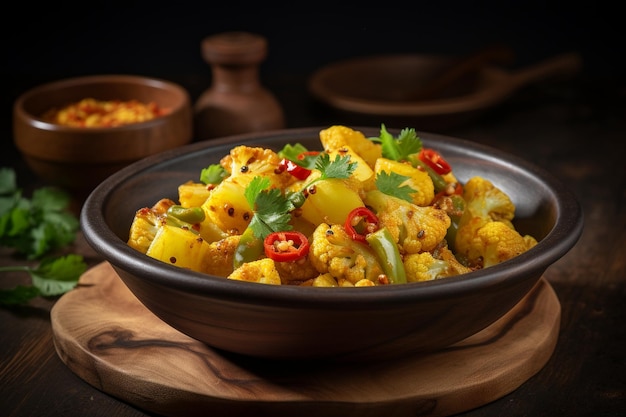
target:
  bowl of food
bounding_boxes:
[13,74,193,192]
[80,125,583,361]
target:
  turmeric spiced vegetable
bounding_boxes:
[43,98,169,127]
[127,124,538,286]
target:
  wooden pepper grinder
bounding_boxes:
[194,31,285,140]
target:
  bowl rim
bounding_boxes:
[13,74,191,133]
[81,126,584,308]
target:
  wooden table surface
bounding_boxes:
[1,69,624,417]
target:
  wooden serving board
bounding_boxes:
[51,262,561,417]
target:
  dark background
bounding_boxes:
[4,1,624,166]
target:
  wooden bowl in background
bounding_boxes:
[13,74,193,192]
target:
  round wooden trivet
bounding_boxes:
[51,262,560,417]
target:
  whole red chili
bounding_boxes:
[344,207,380,243]
[264,231,310,262]
[418,148,452,175]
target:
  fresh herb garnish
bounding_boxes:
[369,124,423,162]
[1,167,87,305]
[0,167,79,259]
[240,152,357,240]
[375,171,416,202]
[0,254,87,305]
[244,176,294,239]
[200,164,228,185]
[313,153,356,181]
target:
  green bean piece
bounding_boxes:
[164,215,199,234]
[233,227,264,269]
[445,194,466,246]
[167,205,206,223]
[366,227,407,284]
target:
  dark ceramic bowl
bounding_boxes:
[81,127,583,361]
[13,74,193,192]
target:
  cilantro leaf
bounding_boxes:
[0,167,17,195]
[244,176,271,208]
[278,143,319,169]
[369,124,423,162]
[0,254,87,305]
[200,164,228,185]
[0,285,41,306]
[278,143,309,161]
[31,254,87,296]
[249,187,293,238]
[0,167,80,259]
[245,176,294,239]
[376,171,416,202]
[315,153,356,180]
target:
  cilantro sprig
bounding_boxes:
[1,167,87,305]
[313,153,356,181]
[277,143,318,169]
[375,171,416,202]
[200,163,228,185]
[244,176,295,239]
[241,152,357,240]
[369,124,423,162]
[0,254,87,305]
[0,167,79,259]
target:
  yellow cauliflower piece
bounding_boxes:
[463,176,516,224]
[275,256,320,284]
[227,258,281,285]
[309,223,384,285]
[454,176,537,268]
[202,235,241,277]
[127,198,176,253]
[404,247,473,282]
[365,190,451,255]
[319,125,382,168]
[474,221,538,268]
[220,145,295,190]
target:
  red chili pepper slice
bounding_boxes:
[278,158,312,180]
[264,231,310,262]
[418,148,452,175]
[344,207,379,243]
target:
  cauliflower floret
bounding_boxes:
[220,145,296,190]
[455,176,538,268]
[227,257,281,285]
[319,125,382,168]
[364,190,451,255]
[127,198,180,253]
[275,256,320,284]
[404,246,473,282]
[464,221,538,268]
[463,176,516,225]
[202,235,241,277]
[309,223,384,285]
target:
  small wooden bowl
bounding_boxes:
[13,74,193,192]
